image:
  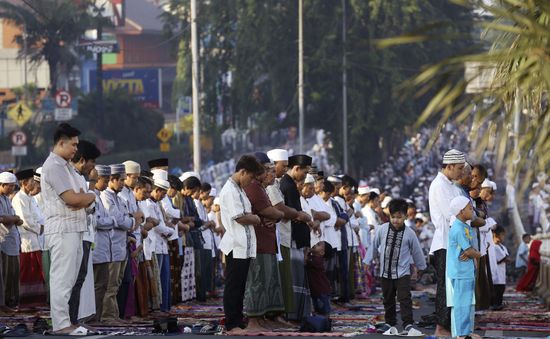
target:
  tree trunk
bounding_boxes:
[48,58,58,96]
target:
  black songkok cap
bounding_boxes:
[254,152,271,165]
[15,168,35,181]
[288,154,312,167]
[147,158,168,169]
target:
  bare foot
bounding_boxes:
[272,316,295,328]
[246,318,268,332]
[470,333,483,339]
[434,325,451,337]
[226,327,249,335]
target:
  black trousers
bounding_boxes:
[380,275,413,327]
[223,252,250,331]
[68,241,92,324]
[492,284,505,307]
[338,249,349,302]
[433,249,451,330]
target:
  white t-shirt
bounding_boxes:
[491,243,509,285]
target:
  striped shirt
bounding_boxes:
[40,152,87,234]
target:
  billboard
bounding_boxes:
[89,68,160,108]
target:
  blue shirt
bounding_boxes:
[446,218,475,279]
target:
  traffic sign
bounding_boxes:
[7,102,33,126]
[157,128,173,142]
[160,142,170,153]
[11,146,27,156]
[11,130,27,146]
[55,108,72,121]
[77,40,119,54]
[55,90,72,108]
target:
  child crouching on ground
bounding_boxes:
[447,196,482,339]
[371,198,426,336]
[306,241,332,316]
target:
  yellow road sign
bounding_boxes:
[157,127,173,142]
[160,142,170,153]
[8,102,32,126]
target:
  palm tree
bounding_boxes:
[378,0,549,241]
[0,0,97,95]
[378,0,549,188]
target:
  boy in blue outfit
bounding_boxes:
[446,196,482,339]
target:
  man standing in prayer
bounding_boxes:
[243,152,285,331]
[265,149,308,320]
[91,165,116,323]
[279,154,316,321]
[119,160,143,317]
[219,155,264,334]
[428,149,466,337]
[0,172,23,309]
[101,164,143,324]
[69,140,101,325]
[13,169,46,305]
[41,123,96,333]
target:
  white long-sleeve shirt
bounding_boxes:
[13,190,43,252]
[428,172,464,253]
[144,198,175,255]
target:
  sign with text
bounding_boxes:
[89,68,160,108]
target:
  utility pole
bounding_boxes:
[298,0,304,153]
[191,0,201,173]
[342,0,348,173]
[96,16,104,132]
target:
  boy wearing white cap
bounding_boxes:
[446,196,481,339]
[146,177,176,312]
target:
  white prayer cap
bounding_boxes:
[179,171,201,182]
[415,213,428,222]
[304,174,315,184]
[0,172,16,184]
[532,182,539,189]
[267,149,288,162]
[209,188,217,197]
[151,169,168,181]
[442,149,465,164]
[213,197,220,205]
[369,188,381,195]
[357,186,370,195]
[327,175,342,183]
[154,178,170,191]
[481,178,496,191]
[450,196,470,216]
[123,160,141,174]
[485,217,497,230]
[34,167,42,182]
[381,196,392,209]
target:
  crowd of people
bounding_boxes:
[0,122,545,338]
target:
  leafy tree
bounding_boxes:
[0,0,99,94]
[161,0,473,174]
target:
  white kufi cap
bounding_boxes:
[450,196,470,216]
